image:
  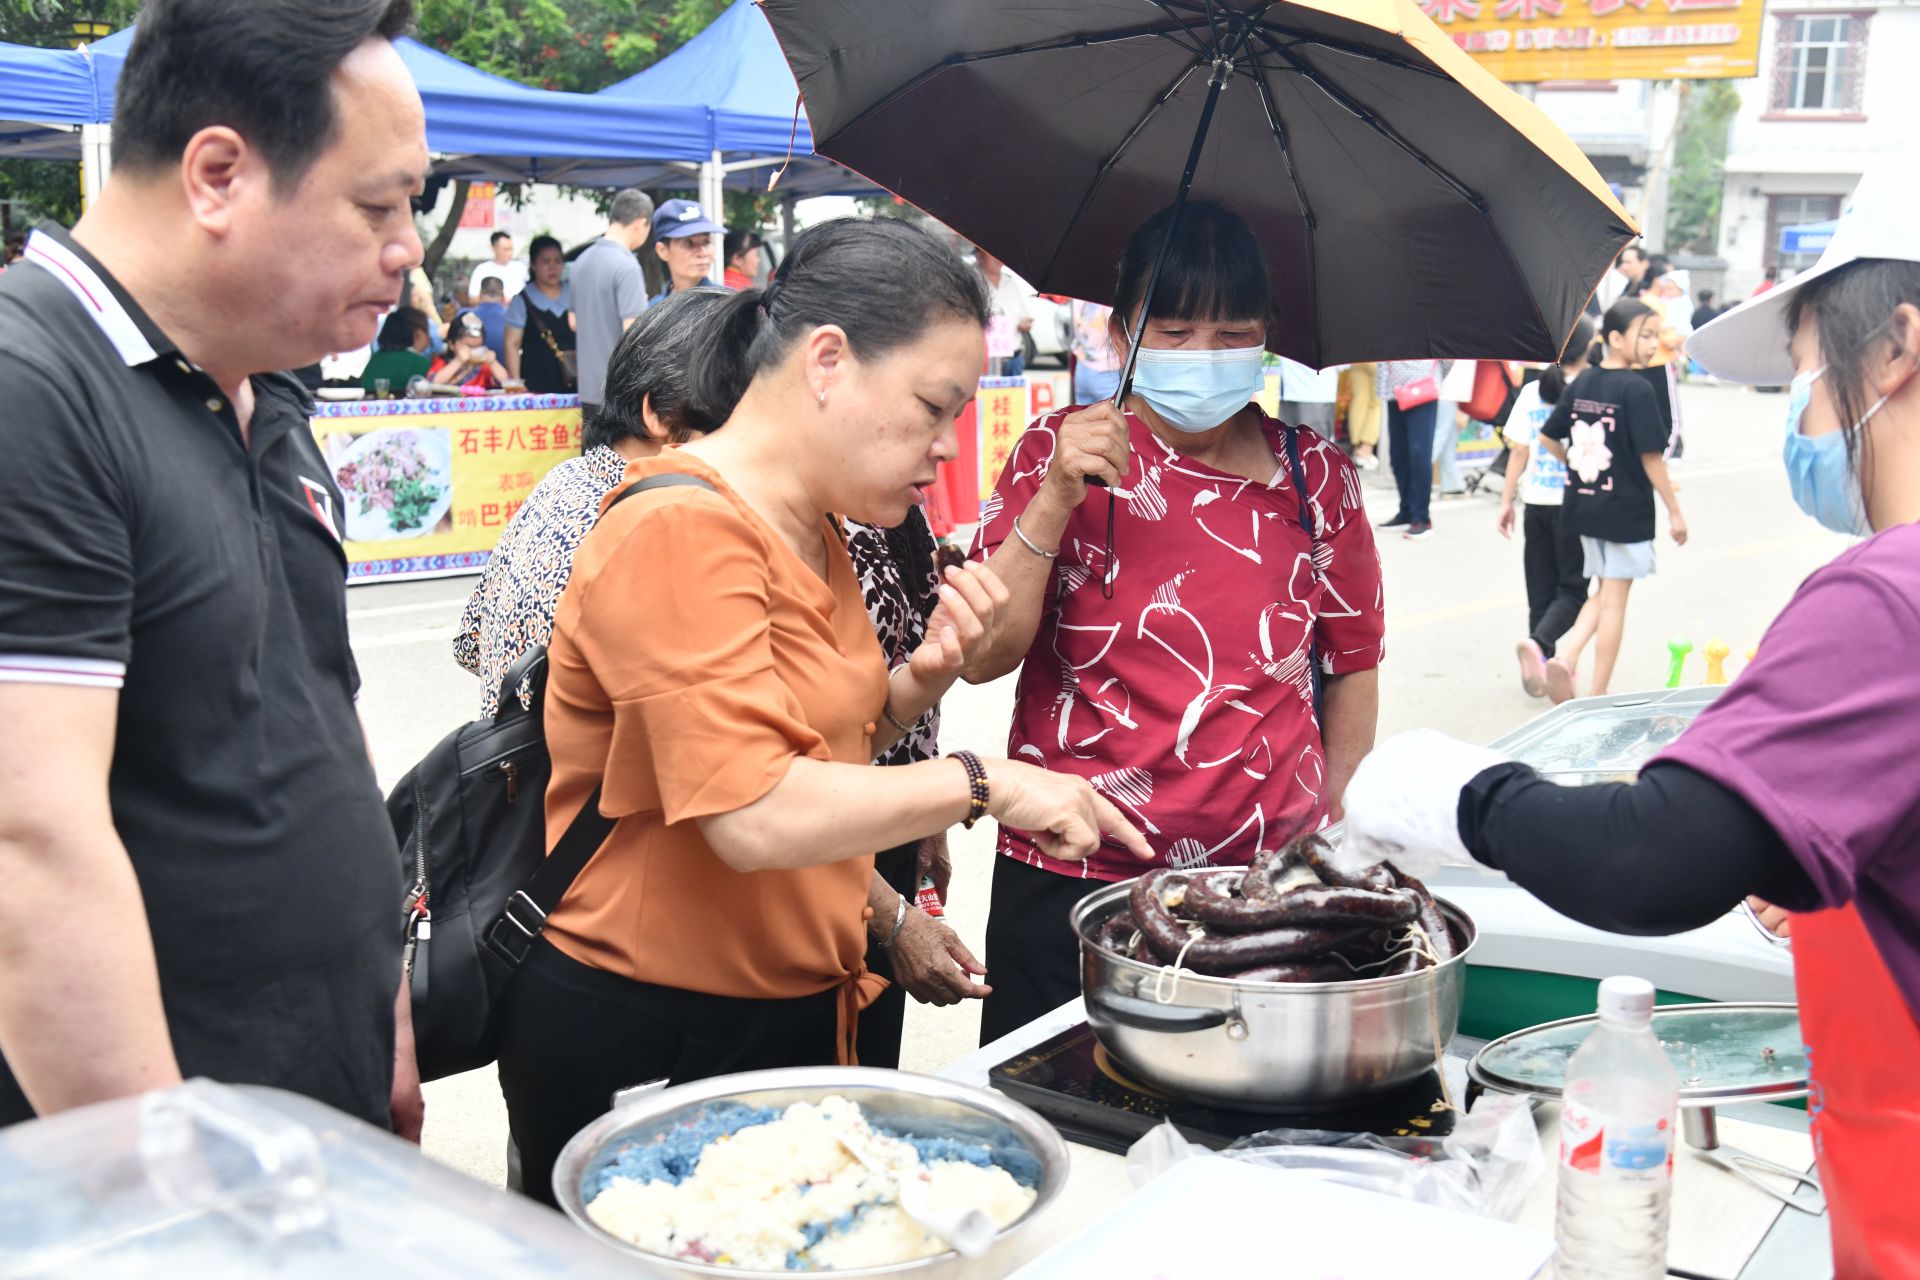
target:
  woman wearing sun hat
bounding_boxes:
[1341,150,1920,1278]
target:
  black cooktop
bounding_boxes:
[988,1022,1473,1155]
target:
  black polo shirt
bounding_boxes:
[0,225,401,1127]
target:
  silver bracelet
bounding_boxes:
[881,893,909,949]
[1010,515,1059,559]
[882,666,920,735]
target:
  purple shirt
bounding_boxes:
[1656,522,1920,1019]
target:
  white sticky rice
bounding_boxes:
[585,1095,1036,1271]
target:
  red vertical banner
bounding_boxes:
[930,398,979,534]
[936,391,983,529]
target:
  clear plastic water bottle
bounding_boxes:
[1554,975,1679,1279]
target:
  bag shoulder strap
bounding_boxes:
[603,470,718,516]
[1280,424,1316,543]
[494,471,724,948]
[1279,426,1326,722]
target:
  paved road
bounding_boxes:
[347,380,1850,1185]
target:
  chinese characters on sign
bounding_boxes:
[312,396,583,582]
[1417,0,1763,80]
[976,382,1027,502]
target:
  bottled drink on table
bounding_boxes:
[1554,975,1678,1279]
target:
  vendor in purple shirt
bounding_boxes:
[1342,158,1920,1279]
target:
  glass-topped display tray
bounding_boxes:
[1468,1001,1807,1106]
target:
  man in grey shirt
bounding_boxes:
[570,187,652,416]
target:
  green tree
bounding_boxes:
[1664,80,1741,255]
[0,1,133,46]
[413,0,725,93]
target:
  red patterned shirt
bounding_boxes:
[971,407,1385,881]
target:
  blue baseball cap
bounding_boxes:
[651,199,723,241]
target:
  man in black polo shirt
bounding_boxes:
[0,0,428,1134]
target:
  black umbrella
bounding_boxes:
[758,0,1636,369]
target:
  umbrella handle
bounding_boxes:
[1111,48,1242,405]
[1097,39,1247,602]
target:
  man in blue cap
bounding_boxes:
[649,198,721,305]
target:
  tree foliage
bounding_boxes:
[1664,79,1741,256]
[0,0,135,45]
[412,0,725,93]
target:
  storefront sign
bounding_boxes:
[1779,221,1837,257]
[311,393,582,582]
[458,181,497,229]
[1419,0,1765,82]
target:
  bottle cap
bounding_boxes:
[1597,975,1657,1023]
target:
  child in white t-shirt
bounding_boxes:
[1497,318,1592,698]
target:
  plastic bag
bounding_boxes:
[1337,729,1512,881]
[1125,1092,1544,1222]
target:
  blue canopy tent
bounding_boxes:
[0,29,715,184]
[0,38,118,189]
[589,0,875,201]
[0,39,106,126]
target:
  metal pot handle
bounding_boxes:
[1087,988,1227,1033]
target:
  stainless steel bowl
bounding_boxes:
[551,1066,1070,1279]
[1073,878,1476,1112]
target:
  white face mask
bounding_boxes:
[1126,337,1267,433]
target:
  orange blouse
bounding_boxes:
[541,451,889,1000]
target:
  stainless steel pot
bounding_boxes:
[551,1066,1070,1279]
[1073,878,1476,1112]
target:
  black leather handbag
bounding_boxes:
[386,472,715,1081]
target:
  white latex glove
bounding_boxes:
[1334,729,1512,881]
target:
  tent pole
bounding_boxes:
[781,194,796,262]
[703,150,725,284]
[79,124,111,211]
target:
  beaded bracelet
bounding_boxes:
[950,750,990,829]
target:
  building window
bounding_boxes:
[1765,194,1843,273]
[1769,12,1870,114]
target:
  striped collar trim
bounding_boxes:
[22,228,160,367]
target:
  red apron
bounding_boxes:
[1792,904,1920,1278]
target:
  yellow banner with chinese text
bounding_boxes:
[1418,0,1764,82]
[977,382,1028,503]
[311,396,585,582]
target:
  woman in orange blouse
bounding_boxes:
[495,219,1150,1204]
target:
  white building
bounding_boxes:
[1715,0,1917,296]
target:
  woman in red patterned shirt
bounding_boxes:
[966,202,1386,1042]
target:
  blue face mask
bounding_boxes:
[1783,365,1878,536]
[1128,341,1267,433]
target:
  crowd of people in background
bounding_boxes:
[297,188,1731,723]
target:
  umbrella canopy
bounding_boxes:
[760,0,1635,366]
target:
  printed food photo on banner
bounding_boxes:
[329,427,456,541]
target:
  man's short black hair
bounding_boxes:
[113,0,414,189]
[490,229,512,247]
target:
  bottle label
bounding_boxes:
[1560,1095,1674,1184]
[915,875,945,919]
